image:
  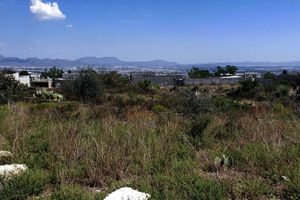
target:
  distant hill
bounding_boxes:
[190,61,300,68]
[0,55,180,68]
[76,57,124,65]
[1,55,300,70]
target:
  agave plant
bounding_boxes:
[214,154,231,170]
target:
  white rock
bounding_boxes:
[0,164,28,178]
[104,187,150,200]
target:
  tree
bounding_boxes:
[0,72,28,104]
[188,67,211,78]
[282,69,288,75]
[41,67,64,79]
[41,67,64,87]
[214,66,226,77]
[99,71,130,89]
[1,68,15,75]
[239,79,260,92]
[225,65,238,75]
[263,71,275,80]
[61,68,103,103]
[19,71,30,76]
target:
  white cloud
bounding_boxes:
[30,0,66,21]
[66,24,73,28]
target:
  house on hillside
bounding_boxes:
[13,72,31,87]
[31,79,54,89]
[12,71,55,89]
[244,72,261,80]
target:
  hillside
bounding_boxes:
[0,71,300,199]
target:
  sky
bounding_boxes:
[1,0,300,63]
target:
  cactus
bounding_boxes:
[214,156,222,168]
[222,154,231,168]
[214,154,231,170]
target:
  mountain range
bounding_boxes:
[0,55,180,68]
[1,55,300,69]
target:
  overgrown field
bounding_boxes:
[0,83,300,199]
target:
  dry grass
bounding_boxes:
[0,97,299,199]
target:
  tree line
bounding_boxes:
[188,65,239,78]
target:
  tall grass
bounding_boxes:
[0,98,300,199]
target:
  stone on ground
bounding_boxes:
[0,164,28,178]
[104,187,150,200]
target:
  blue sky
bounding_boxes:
[1,0,300,63]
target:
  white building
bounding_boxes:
[12,73,31,87]
[244,72,261,79]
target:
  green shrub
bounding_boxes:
[99,71,130,89]
[0,72,28,104]
[0,170,49,200]
[152,104,169,113]
[137,80,159,93]
[61,68,103,103]
[170,90,215,115]
[23,131,56,170]
[188,116,211,148]
[49,185,98,200]
[133,173,225,200]
[263,71,275,80]
[283,183,300,200]
[231,180,271,199]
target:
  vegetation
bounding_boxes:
[41,66,64,87]
[188,67,211,78]
[0,72,28,104]
[41,66,64,79]
[188,65,239,78]
[0,69,300,199]
[62,68,104,103]
[225,65,238,75]
[19,71,30,76]
[263,71,276,80]
[0,68,15,75]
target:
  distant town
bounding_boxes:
[1,63,297,90]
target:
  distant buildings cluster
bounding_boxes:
[8,68,264,88]
[130,71,262,86]
[11,72,54,89]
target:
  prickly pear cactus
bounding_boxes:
[222,154,231,168]
[214,156,222,168]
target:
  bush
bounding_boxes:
[49,185,99,200]
[230,79,291,101]
[152,104,169,113]
[61,68,103,103]
[0,170,49,200]
[23,131,56,170]
[133,173,226,200]
[231,180,271,199]
[263,71,275,80]
[0,72,28,104]
[188,67,211,78]
[137,80,159,93]
[41,67,64,79]
[99,71,130,89]
[19,71,30,76]
[170,90,215,115]
[188,116,211,148]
